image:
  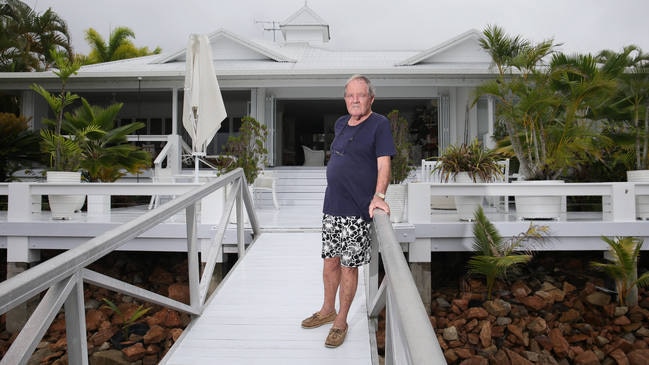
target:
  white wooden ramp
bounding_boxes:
[161,232,373,364]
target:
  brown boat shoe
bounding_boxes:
[325,325,348,348]
[301,311,337,329]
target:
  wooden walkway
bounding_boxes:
[161,231,373,364]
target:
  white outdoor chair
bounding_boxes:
[302,145,324,166]
[251,170,280,209]
[421,159,456,210]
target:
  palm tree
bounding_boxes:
[590,236,649,306]
[0,0,72,71]
[476,25,615,180]
[596,46,649,171]
[63,98,151,182]
[83,26,161,64]
[468,206,548,300]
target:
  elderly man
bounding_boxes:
[301,74,396,348]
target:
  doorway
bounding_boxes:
[275,98,439,166]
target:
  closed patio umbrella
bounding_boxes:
[182,33,227,181]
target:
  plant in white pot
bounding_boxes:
[31,50,84,219]
[221,116,269,223]
[386,110,415,223]
[434,139,503,221]
[475,25,616,219]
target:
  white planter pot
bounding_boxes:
[514,180,564,220]
[46,171,85,220]
[452,172,482,221]
[627,170,649,220]
[386,184,407,223]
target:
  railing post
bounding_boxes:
[407,183,430,223]
[64,273,88,365]
[606,182,636,221]
[186,203,201,311]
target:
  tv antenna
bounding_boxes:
[255,20,281,42]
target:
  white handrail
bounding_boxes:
[0,168,258,365]
[369,209,444,365]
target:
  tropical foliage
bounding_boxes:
[434,139,503,183]
[31,50,81,171]
[469,206,548,300]
[0,112,42,181]
[595,46,649,171]
[63,99,150,182]
[476,25,617,180]
[222,116,269,184]
[387,109,415,184]
[590,236,649,306]
[0,0,73,72]
[81,26,161,65]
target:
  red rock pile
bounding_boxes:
[376,252,649,365]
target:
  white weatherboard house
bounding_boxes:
[0,4,496,171]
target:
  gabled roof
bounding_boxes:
[396,29,490,66]
[279,4,330,43]
[155,29,296,64]
[281,4,329,27]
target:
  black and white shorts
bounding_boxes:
[321,214,371,267]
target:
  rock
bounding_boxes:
[443,326,459,341]
[559,309,581,323]
[573,350,599,365]
[608,348,629,365]
[89,349,131,365]
[483,299,512,317]
[86,309,108,331]
[527,317,548,334]
[586,292,612,307]
[504,348,534,364]
[627,349,649,365]
[479,321,491,348]
[168,283,190,304]
[512,281,533,298]
[616,306,629,317]
[465,307,489,320]
[148,266,174,285]
[121,342,146,361]
[614,316,632,326]
[549,328,571,358]
[143,325,166,345]
[520,295,549,311]
[459,356,488,365]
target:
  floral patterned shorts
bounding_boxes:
[321,214,371,267]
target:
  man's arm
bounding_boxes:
[369,155,391,218]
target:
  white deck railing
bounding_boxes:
[368,209,444,365]
[0,169,258,365]
[405,181,649,255]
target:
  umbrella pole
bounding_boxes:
[193,152,205,183]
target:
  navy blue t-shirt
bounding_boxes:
[323,112,396,221]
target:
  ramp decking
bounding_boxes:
[161,231,373,364]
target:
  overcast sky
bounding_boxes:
[28,0,649,56]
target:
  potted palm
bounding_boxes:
[31,50,84,219]
[63,98,151,214]
[386,110,415,223]
[434,139,503,220]
[476,25,616,219]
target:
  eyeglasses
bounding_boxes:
[332,123,364,156]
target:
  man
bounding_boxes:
[301,75,396,348]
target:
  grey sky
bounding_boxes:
[29,0,649,56]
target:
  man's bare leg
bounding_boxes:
[333,266,357,329]
[319,257,341,315]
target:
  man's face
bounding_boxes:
[344,79,374,118]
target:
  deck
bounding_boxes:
[161,231,373,364]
